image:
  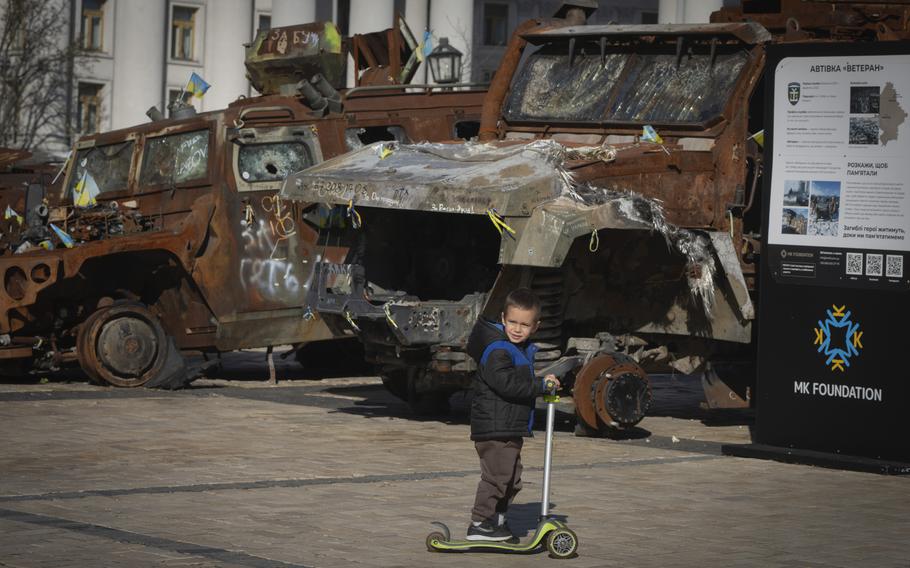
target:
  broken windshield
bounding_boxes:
[503,47,750,125]
[238,141,314,183]
[65,141,134,199]
[140,129,209,186]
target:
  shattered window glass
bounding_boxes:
[503,47,750,124]
[139,129,209,186]
[238,142,314,182]
[344,126,409,150]
[66,141,134,197]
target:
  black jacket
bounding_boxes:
[466,318,545,441]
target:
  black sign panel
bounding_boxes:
[758,42,910,463]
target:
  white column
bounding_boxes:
[659,0,723,24]
[111,1,166,129]
[272,0,317,27]
[429,0,473,84]
[405,0,429,83]
[205,0,253,110]
[347,0,395,87]
[683,0,722,24]
[658,0,684,24]
[405,0,428,41]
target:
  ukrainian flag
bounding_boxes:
[186,72,211,99]
[416,30,432,62]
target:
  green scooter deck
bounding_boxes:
[426,519,574,555]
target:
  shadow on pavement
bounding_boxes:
[507,503,569,538]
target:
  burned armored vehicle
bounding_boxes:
[282,1,910,431]
[0,20,485,387]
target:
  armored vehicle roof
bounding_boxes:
[523,22,772,44]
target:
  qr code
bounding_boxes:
[846,252,863,275]
[886,254,904,278]
[866,253,883,277]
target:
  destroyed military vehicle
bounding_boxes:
[0,19,485,388]
[281,0,910,432]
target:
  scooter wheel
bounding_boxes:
[546,527,578,558]
[426,531,445,552]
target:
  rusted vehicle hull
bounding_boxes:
[0,21,486,388]
[281,1,910,430]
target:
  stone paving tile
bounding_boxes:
[0,377,907,568]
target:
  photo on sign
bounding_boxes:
[781,207,808,235]
[850,85,880,114]
[849,116,879,145]
[808,180,840,236]
[782,179,809,206]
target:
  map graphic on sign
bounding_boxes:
[879,82,907,146]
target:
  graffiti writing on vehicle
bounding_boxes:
[239,198,303,301]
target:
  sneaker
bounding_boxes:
[495,514,520,544]
[495,513,513,534]
[466,519,513,541]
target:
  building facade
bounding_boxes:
[51,0,722,155]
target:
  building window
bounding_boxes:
[641,12,659,24]
[81,0,105,51]
[483,3,509,46]
[77,82,103,134]
[171,5,197,60]
[258,14,271,32]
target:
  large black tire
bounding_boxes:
[76,304,187,389]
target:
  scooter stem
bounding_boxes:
[540,397,556,518]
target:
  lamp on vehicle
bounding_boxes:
[427,37,462,85]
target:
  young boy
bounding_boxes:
[463,287,560,541]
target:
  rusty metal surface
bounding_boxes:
[572,353,617,429]
[524,22,773,44]
[479,19,569,141]
[282,141,564,216]
[350,14,419,86]
[712,0,910,40]
[0,25,486,385]
[246,22,346,93]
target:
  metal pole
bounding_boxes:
[540,398,556,518]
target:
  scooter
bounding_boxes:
[425,361,580,558]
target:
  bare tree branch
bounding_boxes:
[0,0,85,151]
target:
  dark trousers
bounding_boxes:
[471,437,523,522]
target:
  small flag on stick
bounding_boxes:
[185,72,211,99]
[416,30,432,62]
[73,170,100,207]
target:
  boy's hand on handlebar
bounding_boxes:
[544,374,561,392]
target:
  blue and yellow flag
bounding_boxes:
[416,30,432,62]
[186,72,211,99]
[73,170,99,207]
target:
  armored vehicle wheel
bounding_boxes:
[77,304,185,389]
[573,354,651,434]
[546,527,578,558]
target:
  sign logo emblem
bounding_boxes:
[788,82,801,105]
[814,304,863,372]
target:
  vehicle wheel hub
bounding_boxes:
[97,317,159,377]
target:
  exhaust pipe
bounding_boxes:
[311,74,343,114]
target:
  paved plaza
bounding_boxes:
[0,352,907,568]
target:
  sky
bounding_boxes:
[810,181,841,197]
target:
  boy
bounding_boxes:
[463,287,560,541]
